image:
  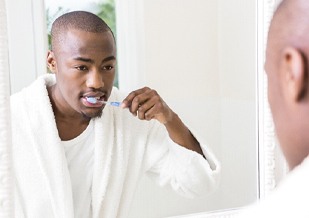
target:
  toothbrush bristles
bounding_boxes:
[85,97,121,107]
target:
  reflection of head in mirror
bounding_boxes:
[10,11,220,217]
[266,0,309,171]
[238,0,309,217]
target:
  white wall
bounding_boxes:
[128,0,258,217]
[6,0,47,94]
[216,0,257,208]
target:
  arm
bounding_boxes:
[121,87,204,156]
[164,112,204,156]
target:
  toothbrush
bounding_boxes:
[86,96,122,107]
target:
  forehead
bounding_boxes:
[56,29,116,56]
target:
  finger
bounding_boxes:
[137,99,157,120]
[122,87,151,109]
[137,94,159,113]
[130,97,145,115]
[137,106,146,120]
[139,97,165,121]
[144,105,157,121]
[121,90,138,109]
[134,90,162,116]
[129,88,155,115]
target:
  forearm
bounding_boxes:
[164,112,204,156]
[121,87,205,157]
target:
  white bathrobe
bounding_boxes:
[235,156,309,218]
[10,74,220,218]
[237,156,309,218]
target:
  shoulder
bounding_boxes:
[11,74,54,107]
[11,74,55,95]
[238,156,309,218]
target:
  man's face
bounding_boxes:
[48,29,116,119]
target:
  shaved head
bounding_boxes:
[268,0,309,62]
[51,11,114,51]
[266,0,309,169]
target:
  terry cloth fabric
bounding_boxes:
[11,74,221,218]
[237,155,309,218]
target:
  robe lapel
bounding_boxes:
[23,76,74,218]
[92,103,127,218]
[91,106,115,217]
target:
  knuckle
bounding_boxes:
[153,95,160,101]
[156,103,164,110]
[150,89,158,96]
[145,114,151,120]
[130,90,137,96]
[138,114,144,120]
[134,97,140,103]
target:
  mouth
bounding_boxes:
[81,92,106,107]
[85,96,102,104]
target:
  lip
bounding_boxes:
[81,97,105,107]
[82,91,105,98]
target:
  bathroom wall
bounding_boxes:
[6,0,47,94]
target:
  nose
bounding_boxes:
[86,69,104,89]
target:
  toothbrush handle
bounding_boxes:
[109,102,121,107]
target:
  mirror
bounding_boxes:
[123,1,258,217]
[3,0,289,217]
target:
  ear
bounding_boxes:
[47,50,57,74]
[281,47,307,102]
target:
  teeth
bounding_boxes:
[86,96,98,104]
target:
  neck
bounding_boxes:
[47,85,91,141]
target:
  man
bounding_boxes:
[11,11,220,217]
[238,0,309,217]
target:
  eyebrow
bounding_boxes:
[102,56,116,63]
[73,56,116,64]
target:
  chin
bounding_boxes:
[82,109,103,119]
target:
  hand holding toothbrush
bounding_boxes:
[121,86,204,156]
[121,87,174,125]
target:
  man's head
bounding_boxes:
[266,0,309,169]
[50,11,115,52]
[47,11,116,119]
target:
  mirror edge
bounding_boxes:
[257,0,288,201]
[0,0,14,217]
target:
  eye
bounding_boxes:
[75,66,88,71]
[103,65,114,71]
